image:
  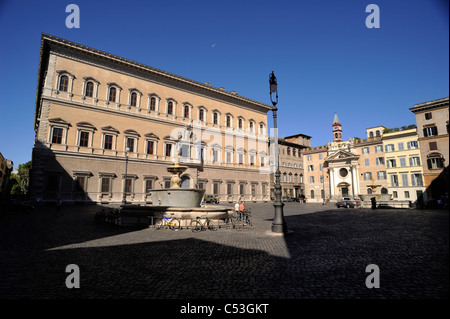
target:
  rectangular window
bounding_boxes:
[411,173,423,186]
[428,158,444,170]
[385,144,394,152]
[387,159,396,168]
[239,153,244,165]
[262,184,267,196]
[425,112,432,120]
[404,191,410,198]
[310,176,315,183]
[429,142,437,151]
[75,176,86,192]
[164,179,171,188]
[213,150,219,163]
[397,142,404,151]
[399,157,406,167]
[408,141,418,149]
[308,165,314,172]
[213,182,220,195]
[362,147,369,154]
[307,155,312,161]
[79,131,89,147]
[364,172,372,180]
[125,178,133,193]
[409,156,420,166]
[51,127,63,144]
[147,141,154,155]
[126,138,135,152]
[393,191,398,198]
[226,152,232,163]
[239,183,245,195]
[375,145,383,153]
[364,159,370,166]
[145,180,153,194]
[260,156,265,167]
[251,184,256,196]
[390,175,399,187]
[376,157,385,165]
[250,155,255,166]
[401,173,409,187]
[101,178,111,193]
[424,126,438,137]
[227,183,233,195]
[104,134,113,150]
[377,171,387,180]
[165,144,172,157]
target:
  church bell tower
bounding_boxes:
[332,112,342,142]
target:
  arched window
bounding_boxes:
[150,97,156,111]
[369,131,374,138]
[199,109,204,122]
[130,92,137,107]
[260,123,264,134]
[213,112,218,125]
[226,115,231,128]
[367,188,373,194]
[249,121,254,132]
[167,101,173,115]
[84,81,93,97]
[238,118,243,129]
[381,187,388,194]
[109,87,116,102]
[59,75,69,92]
[310,190,315,199]
[184,105,189,118]
[376,130,380,137]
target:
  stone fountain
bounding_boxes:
[119,126,232,226]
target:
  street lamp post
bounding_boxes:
[269,71,286,233]
[122,147,130,206]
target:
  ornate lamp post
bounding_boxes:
[269,71,286,233]
[122,147,130,206]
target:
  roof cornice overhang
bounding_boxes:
[409,97,449,113]
[34,33,274,129]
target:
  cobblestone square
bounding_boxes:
[0,203,448,299]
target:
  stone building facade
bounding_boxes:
[30,34,273,204]
[410,97,449,201]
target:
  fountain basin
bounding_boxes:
[150,188,205,208]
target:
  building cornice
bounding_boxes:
[409,97,449,113]
[37,33,274,112]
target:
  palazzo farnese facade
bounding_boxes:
[30,34,273,204]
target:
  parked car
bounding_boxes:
[204,195,219,204]
[336,197,361,208]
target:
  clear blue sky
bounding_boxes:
[0,0,448,169]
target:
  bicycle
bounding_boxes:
[155,214,181,230]
[227,209,252,228]
[190,215,217,232]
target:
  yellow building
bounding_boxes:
[30,34,273,204]
[383,128,425,204]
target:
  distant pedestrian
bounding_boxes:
[239,201,245,220]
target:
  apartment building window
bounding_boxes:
[145,179,153,194]
[427,156,444,170]
[429,142,437,150]
[364,159,370,166]
[425,112,432,120]
[423,126,438,137]
[404,191,410,198]
[124,178,133,194]
[226,151,232,164]
[183,105,190,118]
[377,171,387,180]
[310,176,315,183]
[213,112,218,125]
[399,157,407,167]
[130,92,137,107]
[375,145,383,153]
[199,109,205,122]
[385,144,395,152]
[213,182,220,195]
[238,118,243,129]
[164,179,171,189]
[239,183,245,195]
[319,153,323,160]
[226,115,231,128]
[392,191,398,198]
[126,138,135,153]
[238,153,244,165]
[364,172,372,181]
[227,183,233,195]
[409,156,420,166]
[308,165,314,172]
[390,175,399,187]
[411,173,423,186]
[251,183,257,196]
[407,141,418,149]
[146,140,155,155]
[362,147,370,154]
[307,155,312,161]
[401,173,409,187]
[319,163,323,171]
[283,174,287,183]
[387,158,396,168]
[376,157,385,165]
[250,155,255,166]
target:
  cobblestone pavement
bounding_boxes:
[0,202,448,299]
